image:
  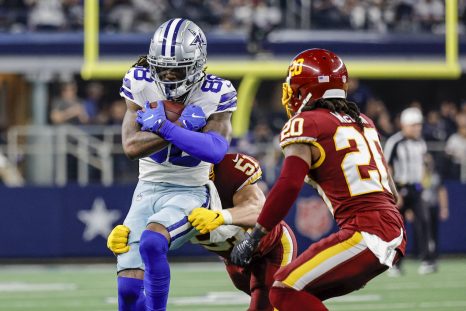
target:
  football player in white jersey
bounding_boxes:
[116,18,237,311]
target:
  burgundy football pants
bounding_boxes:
[225,224,297,311]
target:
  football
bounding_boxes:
[149,100,185,122]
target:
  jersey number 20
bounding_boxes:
[334,127,391,196]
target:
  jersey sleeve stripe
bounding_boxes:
[280,137,317,149]
[119,87,134,100]
[236,167,262,192]
[123,77,131,89]
[219,91,237,103]
[310,141,326,169]
[216,100,237,112]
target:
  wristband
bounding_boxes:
[249,226,268,247]
[220,210,233,225]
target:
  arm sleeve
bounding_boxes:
[159,121,228,164]
[257,155,309,231]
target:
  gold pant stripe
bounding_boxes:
[283,232,364,287]
[280,226,294,267]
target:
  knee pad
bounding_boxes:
[138,230,170,311]
[139,230,168,263]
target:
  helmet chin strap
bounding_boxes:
[178,74,206,104]
[297,93,312,114]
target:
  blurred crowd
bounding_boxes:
[45,80,138,183]
[49,81,126,126]
[312,0,447,33]
[0,76,465,188]
[0,0,83,32]
[0,0,460,34]
[19,77,464,186]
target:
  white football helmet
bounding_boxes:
[147,18,207,101]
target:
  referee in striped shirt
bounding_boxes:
[384,107,435,275]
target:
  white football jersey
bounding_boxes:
[119,66,237,186]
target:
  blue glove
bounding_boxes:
[230,227,266,267]
[178,104,206,131]
[136,101,167,133]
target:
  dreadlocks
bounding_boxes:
[132,55,149,68]
[302,98,364,129]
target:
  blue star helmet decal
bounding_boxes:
[189,29,206,47]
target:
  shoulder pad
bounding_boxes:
[279,115,318,149]
[123,67,153,94]
[219,153,262,192]
[200,74,237,113]
[235,153,262,191]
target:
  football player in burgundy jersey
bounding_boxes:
[231,49,407,311]
[108,153,297,311]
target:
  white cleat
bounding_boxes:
[418,262,437,275]
[387,266,402,277]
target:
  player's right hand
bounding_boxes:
[136,101,167,133]
[230,232,257,267]
[230,226,267,267]
[107,225,130,255]
[188,207,224,234]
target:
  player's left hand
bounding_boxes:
[178,104,206,131]
[188,207,225,234]
[107,225,131,255]
[136,101,167,133]
[230,226,267,267]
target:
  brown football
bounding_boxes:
[149,100,185,122]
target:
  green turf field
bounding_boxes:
[0,259,465,311]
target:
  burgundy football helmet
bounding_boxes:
[282,49,348,118]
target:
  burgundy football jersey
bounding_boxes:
[279,108,405,251]
[193,153,283,257]
[212,153,262,209]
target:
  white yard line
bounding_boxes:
[366,281,466,290]
[170,291,250,305]
[328,294,381,303]
[170,292,382,306]
[0,282,77,292]
[327,301,466,310]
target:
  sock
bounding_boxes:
[269,287,328,311]
[117,277,145,311]
[139,230,170,311]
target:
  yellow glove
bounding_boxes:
[107,225,130,255]
[188,207,231,234]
